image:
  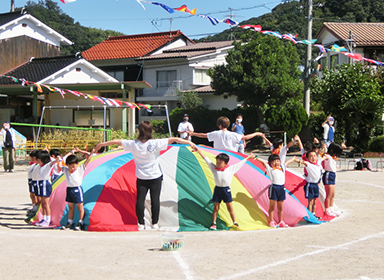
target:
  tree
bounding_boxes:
[311,63,384,151]
[176,90,203,109]
[208,32,303,125]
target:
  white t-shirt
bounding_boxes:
[37,163,53,181]
[204,157,247,187]
[28,163,37,179]
[207,130,242,152]
[304,162,322,183]
[265,164,286,185]
[62,164,86,187]
[121,139,168,180]
[323,154,337,173]
[31,164,40,181]
[51,155,67,176]
[177,121,194,140]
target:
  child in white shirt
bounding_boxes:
[196,147,254,230]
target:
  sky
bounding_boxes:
[0,0,282,39]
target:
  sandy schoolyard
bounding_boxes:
[0,161,383,280]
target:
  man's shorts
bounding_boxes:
[66,186,84,204]
[28,179,34,193]
[37,180,52,197]
[212,186,233,203]
[269,184,286,201]
[322,171,336,185]
[304,182,319,199]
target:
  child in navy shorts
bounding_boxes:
[256,154,296,228]
[322,143,343,216]
[61,148,95,231]
[26,150,39,220]
[49,149,65,183]
[196,147,255,230]
[296,150,325,217]
[35,150,60,227]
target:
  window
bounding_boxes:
[73,109,110,127]
[194,69,211,84]
[106,71,124,81]
[157,70,176,88]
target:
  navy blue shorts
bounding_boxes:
[50,174,60,183]
[37,180,52,197]
[66,186,84,204]
[322,171,336,185]
[304,182,319,199]
[212,186,233,203]
[269,184,286,201]
[32,181,38,195]
[28,179,34,193]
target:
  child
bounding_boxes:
[255,154,296,228]
[295,150,325,217]
[322,143,343,216]
[61,148,95,231]
[262,135,296,163]
[49,149,64,183]
[26,150,39,219]
[196,147,255,230]
[35,150,59,227]
[190,116,263,152]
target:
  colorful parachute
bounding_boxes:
[32,144,329,231]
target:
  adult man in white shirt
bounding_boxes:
[177,114,194,141]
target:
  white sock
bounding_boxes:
[43,215,47,221]
[68,219,73,224]
[46,216,51,224]
[79,220,83,225]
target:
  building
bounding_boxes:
[315,22,384,70]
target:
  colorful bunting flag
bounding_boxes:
[331,44,348,52]
[240,25,262,32]
[198,14,220,26]
[174,5,197,15]
[60,0,76,3]
[221,18,238,26]
[342,52,363,61]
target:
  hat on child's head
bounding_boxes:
[329,116,334,121]
[183,114,189,117]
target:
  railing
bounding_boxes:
[139,80,183,97]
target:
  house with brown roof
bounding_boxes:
[315,22,384,69]
[135,41,239,121]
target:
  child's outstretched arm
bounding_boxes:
[285,156,297,166]
[254,156,267,169]
[245,152,255,161]
[294,135,304,150]
[242,132,263,141]
[95,140,122,151]
[73,147,90,156]
[84,148,96,168]
[260,133,272,147]
[194,147,206,159]
[188,131,208,139]
[293,157,308,166]
[168,137,197,151]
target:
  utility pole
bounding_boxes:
[303,0,313,116]
[11,0,15,12]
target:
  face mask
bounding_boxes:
[329,121,334,125]
[236,119,242,123]
[183,118,188,122]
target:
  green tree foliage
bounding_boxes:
[22,0,124,55]
[264,98,308,139]
[208,32,303,126]
[311,63,384,151]
[176,90,203,109]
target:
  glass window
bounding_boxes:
[194,69,211,84]
[157,70,176,88]
[73,109,110,127]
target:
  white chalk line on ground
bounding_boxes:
[338,180,384,190]
[218,231,384,280]
[337,199,384,204]
[172,251,194,280]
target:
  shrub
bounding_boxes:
[368,136,384,152]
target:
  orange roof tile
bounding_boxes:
[318,22,384,47]
[82,30,194,61]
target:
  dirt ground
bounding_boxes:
[0,160,383,280]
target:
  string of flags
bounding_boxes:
[0,75,152,111]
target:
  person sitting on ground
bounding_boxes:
[61,148,96,231]
[189,116,263,152]
[195,146,255,230]
[255,154,296,228]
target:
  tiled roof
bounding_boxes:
[137,41,234,60]
[0,10,26,27]
[82,30,194,61]
[318,22,384,46]
[187,85,214,93]
[0,55,81,85]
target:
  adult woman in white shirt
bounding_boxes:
[95,121,196,230]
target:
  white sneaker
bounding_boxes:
[326,209,336,217]
[138,224,146,231]
[331,207,342,216]
[151,224,159,230]
[38,220,50,227]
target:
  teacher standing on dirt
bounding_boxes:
[95,121,196,231]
